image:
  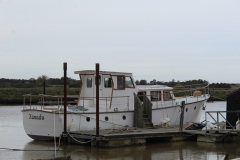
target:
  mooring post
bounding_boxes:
[43,81,46,105]
[43,81,46,95]
[96,63,100,147]
[224,154,229,160]
[179,101,185,132]
[63,62,68,144]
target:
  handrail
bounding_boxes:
[173,83,210,97]
[205,110,240,131]
[23,94,130,100]
[22,94,130,112]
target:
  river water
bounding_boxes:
[0,101,240,160]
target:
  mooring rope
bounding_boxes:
[67,132,94,144]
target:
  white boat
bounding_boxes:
[22,70,210,140]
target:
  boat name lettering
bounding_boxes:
[29,114,45,120]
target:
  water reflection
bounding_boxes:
[20,141,237,160]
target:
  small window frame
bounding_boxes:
[163,91,173,101]
[150,91,161,101]
[86,78,92,88]
[117,76,125,90]
[125,76,135,88]
[104,77,112,88]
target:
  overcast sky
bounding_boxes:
[0,0,239,83]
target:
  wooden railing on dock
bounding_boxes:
[143,93,152,121]
[134,93,153,128]
[134,93,143,128]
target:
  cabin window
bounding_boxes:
[150,91,161,101]
[163,91,172,101]
[87,78,92,88]
[95,75,101,85]
[104,78,112,88]
[125,76,134,88]
[117,76,125,89]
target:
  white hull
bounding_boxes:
[22,99,207,140]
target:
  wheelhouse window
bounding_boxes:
[87,78,92,88]
[163,91,172,101]
[125,76,134,88]
[104,78,112,88]
[117,76,125,89]
[151,91,161,101]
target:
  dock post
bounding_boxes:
[179,101,185,132]
[224,154,229,160]
[43,80,46,94]
[63,62,68,144]
[96,63,100,147]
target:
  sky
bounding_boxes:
[0,0,240,83]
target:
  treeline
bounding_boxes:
[135,79,232,88]
[0,77,233,89]
[0,75,80,88]
[209,83,232,88]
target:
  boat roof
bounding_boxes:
[137,85,173,91]
[74,70,132,76]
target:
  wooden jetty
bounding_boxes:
[68,126,186,147]
[67,125,240,147]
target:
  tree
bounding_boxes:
[135,80,140,85]
[139,79,147,85]
[37,75,49,85]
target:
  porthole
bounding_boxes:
[86,117,90,122]
[105,116,109,121]
[194,106,196,110]
[186,108,188,112]
[123,115,126,120]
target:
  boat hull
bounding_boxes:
[22,99,207,141]
[22,110,63,141]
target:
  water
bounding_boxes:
[0,102,240,160]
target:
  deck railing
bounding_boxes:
[137,86,209,109]
[174,83,210,103]
[205,110,240,131]
[137,93,176,108]
[22,94,130,112]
